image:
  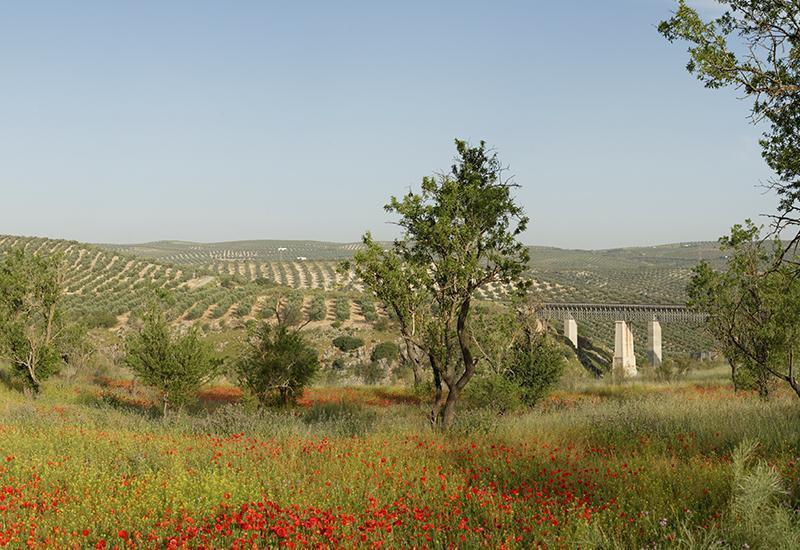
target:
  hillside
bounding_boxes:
[0,235,718,357]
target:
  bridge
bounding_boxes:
[535,303,707,378]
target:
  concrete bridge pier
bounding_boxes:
[613,321,637,377]
[564,317,578,348]
[648,318,662,368]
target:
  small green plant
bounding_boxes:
[332,335,364,352]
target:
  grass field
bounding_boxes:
[0,367,797,548]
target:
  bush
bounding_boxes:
[655,356,693,382]
[235,323,318,407]
[308,295,327,322]
[332,335,364,352]
[463,374,524,413]
[370,341,400,363]
[507,335,565,406]
[124,305,220,415]
[334,297,350,322]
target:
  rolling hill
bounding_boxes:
[0,235,720,358]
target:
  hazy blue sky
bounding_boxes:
[0,1,776,248]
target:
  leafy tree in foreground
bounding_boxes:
[124,304,219,415]
[0,249,65,394]
[659,1,800,241]
[235,322,319,406]
[688,220,800,398]
[350,139,530,430]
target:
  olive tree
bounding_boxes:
[0,249,66,394]
[235,322,318,406]
[124,304,219,415]
[350,139,530,430]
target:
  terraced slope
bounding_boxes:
[0,236,378,330]
[97,238,719,357]
[1,235,718,356]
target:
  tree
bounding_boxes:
[343,238,430,385]
[0,249,65,394]
[350,139,530,430]
[124,304,219,415]
[688,220,800,398]
[235,322,319,406]
[659,1,800,242]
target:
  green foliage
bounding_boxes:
[724,440,800,547]
[308,294,327,321]
[235,322,319,406]
[506,334,566,406]
[655,355,693,382]
[124,304,219,414]
[334,296,350,322]
[462,374,524,413]
[0,249,65,392]
[356,361,385,385]
[332,335,364,352]
[349,139,531,429]
[370,341,400,363]
[279,293,305,327]
[688,221,800,397]
[659,1,800,225]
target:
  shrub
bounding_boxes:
[356,361,385,385]
[124,305,220,415]
[235,323,318,406]
[332,335,364,352]
[308,294,327,322]
[463,374,524,413]
[655,356,692,382]
[370,341,400,363]
[507,335,565,406]
[334,297,350,322]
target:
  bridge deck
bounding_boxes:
[537,302,707,323]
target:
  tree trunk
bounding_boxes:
[730,360,739,392]
[428,353,446,427]
[401,336,423,386]
[439,387,460,430]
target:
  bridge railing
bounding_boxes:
[536,303,707,323]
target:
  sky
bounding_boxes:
[0,0,778,249]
